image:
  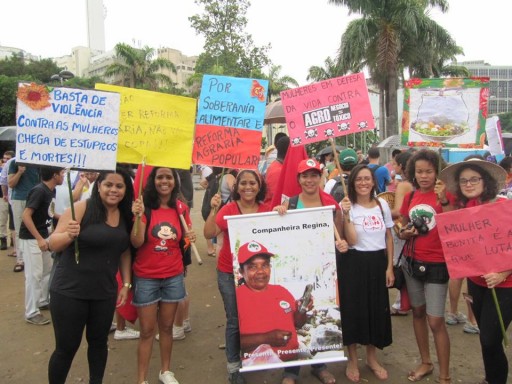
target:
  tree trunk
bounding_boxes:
[379,84,386,141]
[385,68,399,138]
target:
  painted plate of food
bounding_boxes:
[410,119,469,143]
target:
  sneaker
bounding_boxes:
[228,371,246,384]
[26,314,50,325]
[114,327,140,340]
[445,312,467,325]
[463,322,480,334]
[110,322,117,332]
[183,319,192,333]
[159,370,179,384]
[173,325,186,340]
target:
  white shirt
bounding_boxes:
[348,198,394,251]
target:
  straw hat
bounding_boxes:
[439,158,507,193]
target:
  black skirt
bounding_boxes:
[338,248,392,349]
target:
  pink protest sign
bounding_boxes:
[280,73,374,146]
[436,199,512,279]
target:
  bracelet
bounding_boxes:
[122,282,132,289]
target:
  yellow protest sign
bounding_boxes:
[95,84,196,169]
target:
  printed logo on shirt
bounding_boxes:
[151,222,178,252]
[362,214,384,232]
[409,204,436,231]
[279,300,292,314]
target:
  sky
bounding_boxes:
[1,0,511,85]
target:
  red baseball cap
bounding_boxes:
[237,241,274,264]
[297,158,322,174]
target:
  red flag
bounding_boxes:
[133,164,154,198]
[270,145,308,208]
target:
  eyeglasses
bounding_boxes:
[458,177,482,186]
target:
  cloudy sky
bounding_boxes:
[1,0,510,85]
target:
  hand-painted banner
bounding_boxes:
[192,75,268,169]
[402,77,490,148]
[280,73,374,147]
[226,207,345,372]
[95,84,196,169]
[16,83,119,170]
[436,199,512,279]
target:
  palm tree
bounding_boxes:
[265,64,299,102]
[105,43,177,91]
[307,56,343,82]
[330,0,454,138]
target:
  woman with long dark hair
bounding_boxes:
[131,167,195,384]
[204,169,268,384]
[339,164,394,382]
[48,167,134,384]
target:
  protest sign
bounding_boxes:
[280,73,374,147]
[226,207,345,372]
[16,83,119,170]
[192,75,268,169]
[485,116,505,156]
[95,84,196,169]
[402,77,490,148]
[436,199,512,279]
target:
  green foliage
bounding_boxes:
[264,65,298,102]
[0,75,23,126]
[189,0,271,78]
[498,112,512,133]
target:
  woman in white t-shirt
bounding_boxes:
[339,164,394,383]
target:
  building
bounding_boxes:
[86,0,106,53]
[460,60,512,115]
[0,46,39,62]
[157,48,198,90]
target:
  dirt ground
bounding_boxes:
[0,182,510,384]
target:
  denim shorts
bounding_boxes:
[132,274,186,306]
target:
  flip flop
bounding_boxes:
[7,252,16,257]
[345,367,360,383]
[408,362,434,382]
[13,263,24,272]
[390,308,408,316]
[312,368,336,384]
[366,363,388,380]
[207,251,216,257]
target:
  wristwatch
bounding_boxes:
[122,282,132,289]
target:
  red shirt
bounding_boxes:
[133,206,187,278]
[400,189,447,263]
[216,201,271,273]
[264,160,283,204]
[237,284,299,362]
[462,198,512,288]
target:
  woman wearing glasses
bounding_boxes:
[440,158,511,384]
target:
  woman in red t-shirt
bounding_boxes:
[440,158,511,384]
[204,169,269,384]
[131,167,195,384]
[398,149,451,384]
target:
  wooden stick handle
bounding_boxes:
[179,214,203,265]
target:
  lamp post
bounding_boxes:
[51,70,75,85]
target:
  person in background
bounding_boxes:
[204,169,269,384]
[439,158,511,384]
[0,150,14,250]
[498,156,512,196]
[47,167,134,384]
[8,160,40,272]
[339,164,394,383]
[20,166,65,325]
[131,167,195,384]
[385,149,402,193]
[366,147,391,194]
[389,151,413,316]
[258,145,277,177]
[324,148,358,196]
[264,136,289,204]
[72,171,98,202]
[398,149,451,384]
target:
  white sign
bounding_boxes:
[16,83,120,170]
[227,207,345,372]
[485,116,505,156]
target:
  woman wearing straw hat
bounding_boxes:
[440,158,512,384]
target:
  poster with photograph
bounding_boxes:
[226,207,345,372]
[401,77,490,148]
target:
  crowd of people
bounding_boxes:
[1,136,512,384]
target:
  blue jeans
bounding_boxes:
[217,270,241,372]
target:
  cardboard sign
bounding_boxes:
[280,73,374,146]
[16,83,119,170]
[227,207,345,372]
[486,116,505,156]
[402,77,490,148]
[95,84,196,169]
[436,199,512,279]
[193,75,268,169]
